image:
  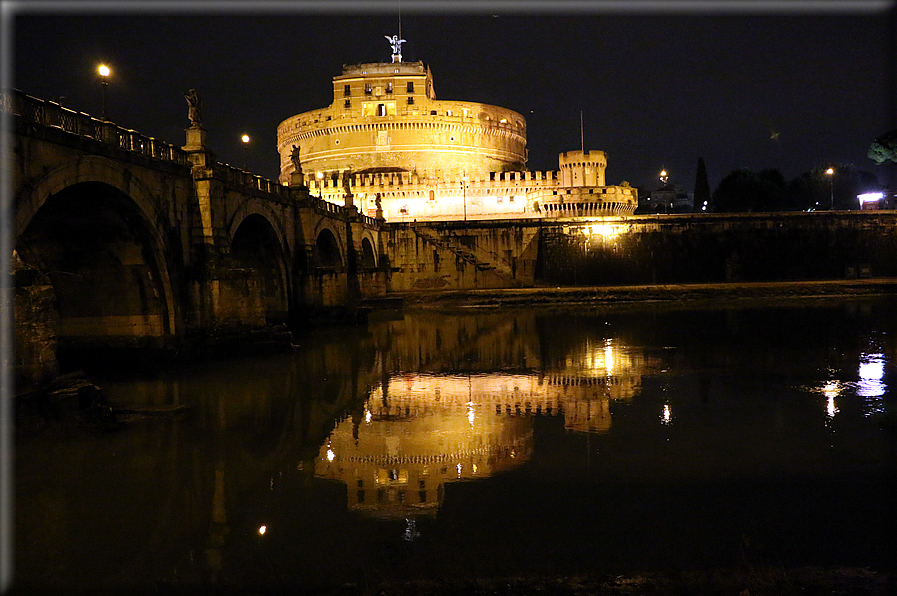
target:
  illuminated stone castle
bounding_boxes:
[276,41,638,222]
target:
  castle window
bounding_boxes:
[344,84,351,96]
[430,110,437,115]
[407,97,414,105]
[386,82,393,93]
[407,81,414,92]
[344,99,351,109]
[447,110,452,116]
[364,83,372,94]
[378,104,386,116]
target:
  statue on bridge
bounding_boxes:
[184,89,202,128]
[290,144,302,174]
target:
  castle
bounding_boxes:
[276,39,638,222]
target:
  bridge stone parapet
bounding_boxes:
[10,90,390,389]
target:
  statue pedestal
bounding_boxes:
[289,171,305,188]
[183,126,207,151]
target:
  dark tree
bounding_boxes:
[787,164,879,210]
[868,129,897,164]
[694,157,711,212]
[712,168,787,212]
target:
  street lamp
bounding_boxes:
[241,134,250,170]
[97,64,111,120]
[825,167,835,210]
[659,169,669,186]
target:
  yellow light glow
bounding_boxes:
[661,404,672,425]
[259,525,267,535]
[660,170,667,177]
[365,409,372,423]
[589,224,618,238]
[316,171,324,179]
[604,342,615,376]
[826,395,838,418]
[822,381,841,400]
[326,448,335,462]
[241,134,250,144]
[98,64,110,77]
[825,167,834,175]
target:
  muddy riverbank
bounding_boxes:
[395,278,897,310]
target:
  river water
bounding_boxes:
[12,297,897,593]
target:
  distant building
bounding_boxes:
[276,45,637,222]
[858,189,897,210]
[638,184,693,214]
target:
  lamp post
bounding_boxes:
[241,134,250,170]
[461,175,469,222]
[659,169,669,186]
[98,64,110,120]
[825,167,835,210]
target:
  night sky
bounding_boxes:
[10,2,896,194]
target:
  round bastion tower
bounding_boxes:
[276,60,527,184]
[276,38,637,222]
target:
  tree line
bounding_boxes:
[698,129,896,213]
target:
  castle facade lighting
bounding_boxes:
[276,42,637,222]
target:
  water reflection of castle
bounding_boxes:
[315,339,651,519]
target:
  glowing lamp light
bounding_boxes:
[241,134,250,144]
[825,167,834,176]
[588,224,618,238]
[259,525,267,535]
[858,192,883,205]
[98,64,110,77]
[326,448,335,462]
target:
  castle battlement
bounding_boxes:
[277,49,637,221]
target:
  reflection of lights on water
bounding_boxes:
[467,403,475,426]
[259,525,267,535]
[826,395,838,418]
[822,381,841,400]
[605,340,615,376]
[403,518,420,541]
[858,352,887,416]
[365,409,372,423]
[858,353,886,398]
[456,463,462,477]
[326,448,335,462]
[472,463,478,474]
[661,404,672,425]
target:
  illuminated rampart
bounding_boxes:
[276,60,637,222]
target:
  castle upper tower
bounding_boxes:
[559,150,607,187]
[276,58,527,184]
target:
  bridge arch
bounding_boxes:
[313,222,344,268]
[359,233,378,268]
[16,161,178,356]
[228,212,291,325]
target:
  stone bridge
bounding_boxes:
[8,90,388,389]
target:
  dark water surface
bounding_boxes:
[12,298,897,593]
